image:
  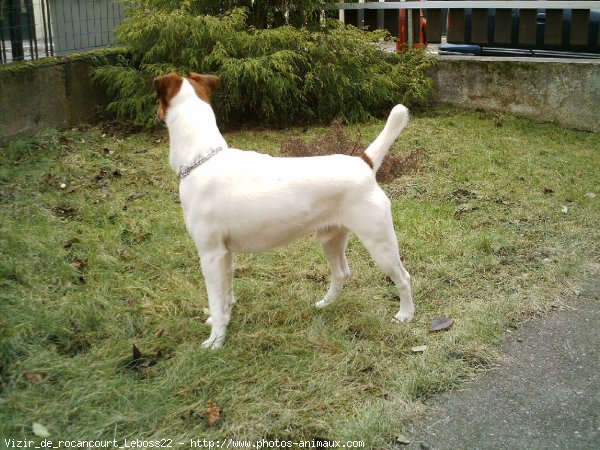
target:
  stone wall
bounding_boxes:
[429,56,600,132]
[0,55,114,143]
[1,54,599,144]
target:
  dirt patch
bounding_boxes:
[280,121,425,183]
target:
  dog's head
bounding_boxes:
[153,72,220,124]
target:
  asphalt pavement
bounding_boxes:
[405,274,600,450]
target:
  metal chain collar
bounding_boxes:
[177,147,223,180]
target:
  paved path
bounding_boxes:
[406,276,600,450]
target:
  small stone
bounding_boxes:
[393,435,411,446]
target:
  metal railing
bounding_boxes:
[336,1,600,53]
[1,0,125,64]
[4,1,600,63]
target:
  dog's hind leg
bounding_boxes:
[225,251,236,309]
[315,226,351,308]
[345,194,414,323]
[199,248,233,349]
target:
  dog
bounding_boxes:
[153,72,414,349]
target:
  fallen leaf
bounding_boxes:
[94,170,108,181]
[429,316,454,333]
[24,372,44,383]
[32,422,50,437]
[132,343,143,360]
[63,240,74,249]
[132,234,149,244]
[543,187,554,194]
[180,409,202,422]
[411,345,427,353]
[70,258,88,271]
[448,188,477,201]
[586,192,596,198]
[44,173,58,185]
[561,205,569,214]
[347,324,366,338]
[70,319,82,333]
[125,344,160,371]
[52,204,78,219]
[205,400,222,427]
[154,328,165,338]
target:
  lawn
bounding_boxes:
[1,106,599,447]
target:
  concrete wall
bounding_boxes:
[1,54,598,144]
[0,56,112,143]
[430,56,600,132]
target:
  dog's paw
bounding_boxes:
[201,335,225,350]
[392,310,414,323]
[315,296,337,309]
[314,299,329,309]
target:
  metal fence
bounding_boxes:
[4,1,600,64]
[338,1,600,54]
[1,0,125,63]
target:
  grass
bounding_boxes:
[1,106,599,447]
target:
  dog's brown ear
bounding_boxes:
[153,72,183,122]
[153,75,166,96]
[187,72,220,104]
[154,72,183,99]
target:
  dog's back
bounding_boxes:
[180,150,378,253]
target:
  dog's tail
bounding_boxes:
[362,104,409,172]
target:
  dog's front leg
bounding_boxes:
[205,251,235,326]
[199,248,232,349]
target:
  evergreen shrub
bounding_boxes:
[93,3,436,128]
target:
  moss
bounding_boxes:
[0,48,129,77]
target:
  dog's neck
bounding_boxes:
[165,82,227,173]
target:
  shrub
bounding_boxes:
[93,4,436,128]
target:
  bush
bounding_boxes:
[93,4,436,128]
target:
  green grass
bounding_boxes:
[1,106,599,447]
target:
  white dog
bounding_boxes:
[154,72,414,349]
